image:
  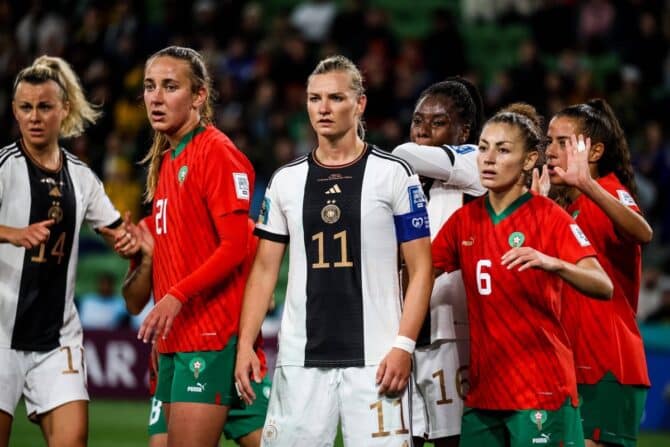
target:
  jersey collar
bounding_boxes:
[485,191,532,225]
[172,126,205,159]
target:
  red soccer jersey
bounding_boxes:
[561,173,649,386]
[432,192,596,411]
[151,125,254,353]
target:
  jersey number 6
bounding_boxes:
[476,259,492,295]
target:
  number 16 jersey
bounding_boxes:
[256,145,430,368]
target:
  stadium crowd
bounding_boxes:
[0,0,667,262]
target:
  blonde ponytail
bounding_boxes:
[14,56,101,138]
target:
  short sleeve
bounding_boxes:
[391,167,430,243]
[432,211,460,273]
[82,168,121,229]
[254,173,289,244]
[442,144,486,195]
[551,210,597,264]
[198,138,254,218]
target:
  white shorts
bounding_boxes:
[0,345,88,418]
[262,365,412,447]
[411,340,469,439]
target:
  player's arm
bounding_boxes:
[392,143,483,191]
[0,220,54,248]
[392,142,456,181]
[576,178,652,244]
[377,235,433,395]
[555,134,652,244]
[235,238,286,404]
[138,211,249,343]
[122,219,154,315]
[501,249,613,299]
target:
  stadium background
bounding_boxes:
[1,0,669,445]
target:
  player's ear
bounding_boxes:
[459,124,471,145]
[523,150,539,171]
[589,141,605,163]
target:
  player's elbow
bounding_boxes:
[591,273,614,300]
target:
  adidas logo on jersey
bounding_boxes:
[325,184,342,194]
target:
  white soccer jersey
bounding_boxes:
[256,145,430,367]
[392,143,485,344]
[0,142,120,351]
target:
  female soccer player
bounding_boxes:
[392,77,486,447]
[136,46,255,446]
[545,99,651,447]
[234,55,433,447]
[122,218,269,447]
[432,103,613,447]
[0,56,129,447]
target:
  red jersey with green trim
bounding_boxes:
[561,173,649,386]
[151,125,254,353]
[148,218,265,393]
[432,192,596,410]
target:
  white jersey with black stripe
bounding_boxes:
[393,143,485,343]
[256,145,430,367]
[0,142,120,351]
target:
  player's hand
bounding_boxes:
[137,219,155,260]
[376,348,412,396]
[531,164,550,197]
[138,294,182,344]
[3,219,54,248]
[100,212,140,258]
[553,134,593,190]
[234,344,262,405]
[501,247,561,273]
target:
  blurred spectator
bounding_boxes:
[577,0,616,54]
[290,0,337,43]
[78,272,129,329]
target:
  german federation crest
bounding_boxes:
[321,200,341,224]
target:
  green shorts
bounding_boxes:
[155,337,237,406]
[148,376,272,440]
[460,399,584,447]
[578,372,648,447]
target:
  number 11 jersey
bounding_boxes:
[256,145,430,368]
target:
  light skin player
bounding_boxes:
[122,219,266,447]
[235,55,433,447]
[432,103,613,447]
[0,56,132,447]
[119,46,255,447]
[542,99,651,447]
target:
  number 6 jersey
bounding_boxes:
[431,192,597,411]
[0,141,120,351]
[256,145,430,368]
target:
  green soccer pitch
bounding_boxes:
[9,399,670,446]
